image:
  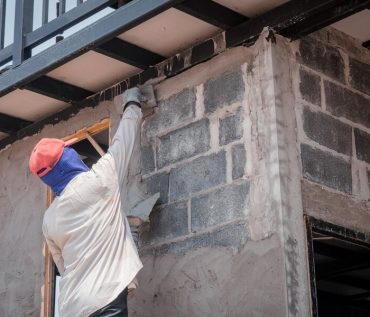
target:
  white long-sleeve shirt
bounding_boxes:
[42,105,143,317]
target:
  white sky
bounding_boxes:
[2,0,113,64]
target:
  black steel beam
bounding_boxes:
[176,0,247,29]
[95,38,165,69]
[281,0,370,40]
[226,0,370,48]
[24,76,94,103]
[0,0,184,98]
[0,113,32,134]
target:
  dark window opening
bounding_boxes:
[308,218,370,317]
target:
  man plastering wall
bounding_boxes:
[28,87,150,317]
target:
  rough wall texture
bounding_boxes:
[2,25,369,317]
[294,28,370,233]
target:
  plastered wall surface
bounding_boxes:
[2,26,368,317]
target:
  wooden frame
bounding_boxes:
[42,118,110,317]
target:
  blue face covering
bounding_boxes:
[41,147,89,196]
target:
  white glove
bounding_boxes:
[122,87,144,110]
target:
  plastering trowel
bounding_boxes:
[139,84,157,116]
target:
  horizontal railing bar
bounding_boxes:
[0,0,184,97]
[25,0,117,50]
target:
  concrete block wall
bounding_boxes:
[138,69,249,251]
[295,28,370,232]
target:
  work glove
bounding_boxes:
[122,87,144,110]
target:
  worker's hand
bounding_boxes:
[122,87,145,110]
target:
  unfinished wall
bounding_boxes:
[8,27,370,316]
[294,28,370,233]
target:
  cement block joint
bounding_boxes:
[299,68,321,106]
[219,108,243,146]
[169,151,227,201]
[301,143,352,194]
[324,80,370,129]
[191,182,250,232]
[349,57,370,96]
[303,107,352,156]
[203,69,244,114]
[231,143,246,180]
[298,37,345,83]
[157,118,210,168]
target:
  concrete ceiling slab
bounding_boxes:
[47,51,140,92]
[332,9,370,42]
[0,89,68,121]
[118,8,219,57]
[213,0,289,18]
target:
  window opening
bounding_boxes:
[307,217,370,317]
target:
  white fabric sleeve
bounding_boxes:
[43,225,65,276]
[108,104,142,185]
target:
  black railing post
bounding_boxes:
[0,0,6,49]
[13,0,34,66]
[42,0,49,25]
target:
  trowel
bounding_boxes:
[139,84,157,116]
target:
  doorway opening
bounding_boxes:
[307,217,370,317]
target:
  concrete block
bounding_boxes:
[148,222,249,256]
[204,69,244,114]
[301,143,352,194]
[143,172,169,204]
[324,80,370,129]
[169,151,226,201]
[219,108,243,145]
[143,201,188,243]
[232,143,246,179]
[298,38,345,83]
[355,128,370,164]
[191,182,249,232]
[299,68,321,106]
[143,88,196,137]
[141,144,155,174]
[157,119,210,168]
[303,107,352,156]
[349,58,370,96]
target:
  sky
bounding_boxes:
[1,0,113,67]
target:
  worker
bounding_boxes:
[29,87,145,317]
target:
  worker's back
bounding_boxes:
[43,144,142,317]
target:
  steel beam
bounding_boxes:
[176,0,247,29]
[0,0,184,97]
[226,0,370,47]
[0,113,32,134]
[24,76,94,103]
[95,38,165,69]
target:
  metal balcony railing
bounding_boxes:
[0,0,118,70]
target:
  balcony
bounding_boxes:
[0,0,368,150]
